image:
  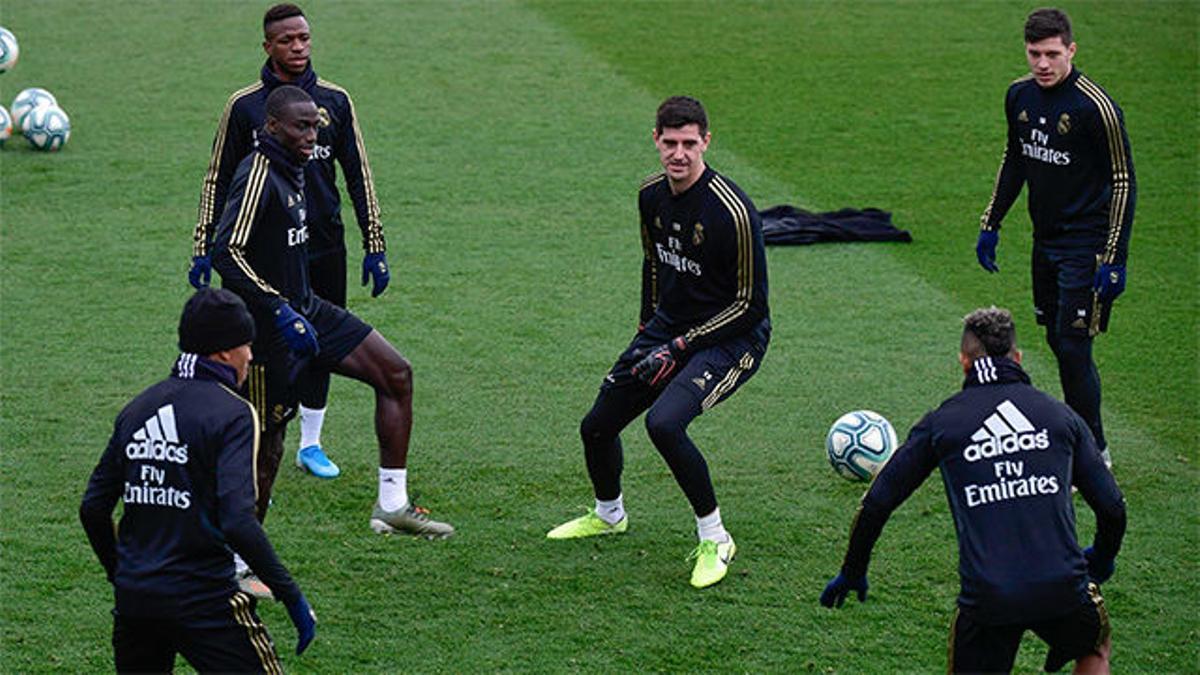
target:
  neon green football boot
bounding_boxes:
[546,511,628,539]
[688,538,737,589]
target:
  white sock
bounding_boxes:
[233,552,249,576]
[378,467,408,511]
[595,494,626,525]
[298,405,326,450]
[696,507,730,543]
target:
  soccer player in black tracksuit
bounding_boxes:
[821,307,1126,673]
[211,86,453,546]
[547,96,770,590]
[190,3,390,481]
[975,8,1135,469]
[81,289,315,673]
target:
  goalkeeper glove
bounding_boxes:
[188,255,212,289]
[820,572,869,608]
[975,230,999,273]
[361,252,390,298]
[273,303,319,357]
[631,336,688,387]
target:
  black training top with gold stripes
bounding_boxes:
[211,134,313,318]
[638,166,769,350]
[980,67,1136,265]
[193,61,385,260]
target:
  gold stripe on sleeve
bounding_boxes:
[194,83,263,257]
[318,79,385,253]
[1076,76,1132,265]
[686,175,752,342]
[227,155,281,296]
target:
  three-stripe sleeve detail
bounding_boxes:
[219,383,262,500]
[319,79,385,253]
[194,83,262,257]
[686,176,753,343]
[227,155,281,297]
[1076,76,1132,265]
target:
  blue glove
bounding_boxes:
[361,252,390,298]
[820,572,869,608]
[1084,546,1115,585]
[189,255,212,289]
[975,230,999,273]
[1094,263,1126,303]
[631,336,688,387]
[273,303,319,357]
[285,594,317,655]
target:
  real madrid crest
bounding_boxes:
[316,106,332,128]
[1057,112,1071,135]
[1018,110,1029,123]
[692,222,704,246]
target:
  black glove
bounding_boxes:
[273,303,319,357]
[189,255,211,289]
[361,252,390,298]
[284,594,317,655]
[1084,546,1115,585]
[820,572,869,608]
[631,336,688,387]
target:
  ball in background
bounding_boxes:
[22,104,70,151]
[826,410,898,482]
[0,27,18,74]
[0,105,11,144]
[11,87,57,127]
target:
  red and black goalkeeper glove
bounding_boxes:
[631,336,688,387]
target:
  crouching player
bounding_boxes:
[820,307,1126,673]
[80,289,315,672]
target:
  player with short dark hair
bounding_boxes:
[547,96,771,589]
[80,288,316,673]
[975,7,1136,469]
[820,307,1126,673]
[190,2,390,481]
[211,86,453,550]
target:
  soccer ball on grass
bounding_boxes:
[11,87,57,127]
[825,410,898,482]
[0,106,11,144]
[22,104,70,151]
[0,27,18,74]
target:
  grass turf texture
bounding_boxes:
[1,0,1195,671]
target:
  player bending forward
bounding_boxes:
[547,96,770,589]
[821,307,1126,673]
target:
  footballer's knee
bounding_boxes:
[644,408,685,448]
[376,352,412,399]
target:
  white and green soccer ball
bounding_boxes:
[0,27,18,74]
[826,410,898,482]
[0,105,12,144]
[22,104,70,151]
[11,87,56,127]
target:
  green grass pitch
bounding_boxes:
[1,1,1196,671]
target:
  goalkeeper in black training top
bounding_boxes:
[975,8,1136,469]
[820,307,1126,673]
[547,96,770,590]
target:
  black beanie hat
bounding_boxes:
[178,288,256,354]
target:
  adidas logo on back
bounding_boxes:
[963,399,1049,462]
[125,404,189,464]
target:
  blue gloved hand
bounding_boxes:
[273,303,319,357]
[1084,546,1115,585]
[285,594,317,655]
[630,336,688,387]
[820,572,869,608]
[975,230,999,273]
[189,255,212,289]
[1094,263,1126,303]
[361,252,390,298]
